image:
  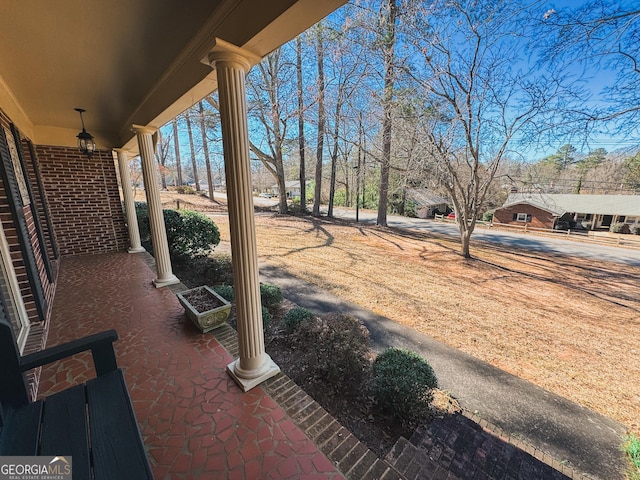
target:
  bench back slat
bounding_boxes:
[40,384,91,479]
[87,370,153,480]
[0,400,43,455]
[0,315,30,408]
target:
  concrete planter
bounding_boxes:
[176,286,231,333]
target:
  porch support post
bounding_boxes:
[203,38,280,391]
[114,148,145,253]
[132,125,179,288]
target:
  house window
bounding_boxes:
[513,213,532,222]
[0,219,30,352]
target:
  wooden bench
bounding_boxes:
[0,316,153,479]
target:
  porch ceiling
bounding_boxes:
[0,0,345,152]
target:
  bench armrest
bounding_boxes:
[20,330,119,376]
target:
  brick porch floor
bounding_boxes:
[37,252,349,480]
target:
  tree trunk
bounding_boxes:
[172,118,183,186]
[327,99,342,217]
[185,110,200,191]
[156,130,168,190]
[376,0,397,227]
[296,36,307,213]
[313,26,325,217]
[198,101,215,201]
[460,228,472,258]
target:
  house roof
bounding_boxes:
[502,193,640,216]
[406,189,448,206]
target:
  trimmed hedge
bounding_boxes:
[283,307,315,333]
[135,203,220,256]
[371,348,438,424]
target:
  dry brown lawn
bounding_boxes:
[153,192,640,433]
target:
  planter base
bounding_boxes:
[226,355,280,392]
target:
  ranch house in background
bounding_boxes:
[271,180,310,199]
[405,189,449,219]
[493,193,640,230]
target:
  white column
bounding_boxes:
[204,39,279,391]
[132,125,179,288]
[114,148,145,253]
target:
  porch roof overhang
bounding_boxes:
[0,0,345,155]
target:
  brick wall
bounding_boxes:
[36,146,128,256]
[493,204,555,229]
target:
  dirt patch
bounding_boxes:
[163,192,639,435]
[180,287,225,312]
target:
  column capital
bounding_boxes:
[202,38,261,74]
[113,148,133,159]
[131,124,158,136]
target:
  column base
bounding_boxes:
[226,355,280,392]
[153,274,180,288]
[128,246,146,253]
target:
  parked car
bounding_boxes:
[258,193,273,198]
[447,212,456,219]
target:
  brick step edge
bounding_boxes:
[211,323,406,480]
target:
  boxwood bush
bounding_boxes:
[135,203,220,256]
[283,307,315,333]
[370,348,438,425]
[260,283,282,309]
[213,284,234,303]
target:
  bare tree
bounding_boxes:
[325,26,367,217]
[376,0,398,227]
[296,35,308,213]
[542,3,640,132]
[198,101,216,200]
[155,129,172,189]
[313,24,326,217]
[172,118,183,186]
[184,109,200,191]
[246,47,296,214]
[408,0,566,257]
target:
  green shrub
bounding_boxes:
[213,284,234,303]
[172,210,220,256]
[404,200,417,218]
[482,211,494,222]
[283,307,314,333]
[370,348,438,425]
[610,222,630,234]
[293,313,371,386]
[262,306,272,328]
[162,209,184,252]
[135,202,149,233]
[624,433,640,480]
[260,283,282,309]
[135,204,220,257]
[176,185,196,194]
